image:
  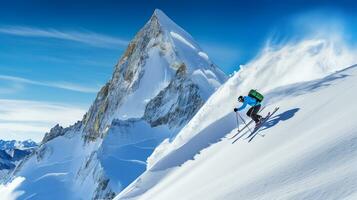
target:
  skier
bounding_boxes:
[234,95,263,125]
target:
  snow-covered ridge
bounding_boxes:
[238,37,357,93]
[153,9,200,49]
[170,31,196,50]
[115,36,357,199]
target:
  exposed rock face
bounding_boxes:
[42,121,82,143]
[144,64,204,128]
[82,83,111,141]
[82,13,165,141]
[42,124,66,143]
[0,150,15,170]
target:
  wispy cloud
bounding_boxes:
[0,74,100,93]
[0,99,88,142]
[0,82,23,94]
[0,26,128,48]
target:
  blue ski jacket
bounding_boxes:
[236,96,261,111]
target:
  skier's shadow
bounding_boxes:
[261,108,300,131]
[248,108,300,142]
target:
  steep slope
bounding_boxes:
[5,9,226,200]
[116,38,357,200]
[82,9,225,142]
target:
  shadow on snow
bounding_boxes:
[150,113,235,171]
[262,108,300,131]
[248,108,300,142]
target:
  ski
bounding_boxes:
[229,106,266,140]
[231,111,270,144]
[246,107,280,142]
[232,107,279,144]
[229,120,254,139]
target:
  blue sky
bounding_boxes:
[0,0,356,141]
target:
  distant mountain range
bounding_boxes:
[0,139,38,179]
[0,139,37,150]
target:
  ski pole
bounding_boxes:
[235,111,240,132]
[237,112,253,134]
[238,113,264,137]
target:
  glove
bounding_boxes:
[234,108,238,112]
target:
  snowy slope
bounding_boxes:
[115,38,357,200]
[2,9,226,200]
[134,37,357,172]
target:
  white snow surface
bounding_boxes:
[153,9,226,99]
[237,37,357,92]
[145,37,357,169]
[154,9,198,50]
[6,121,169,200]
[198,51,209,60]
[98,119,172,192]
[170,32,197,50]
[0,177,25,200]
[12,132,97,200]
[115,38,357,200]
[116,48,174,119]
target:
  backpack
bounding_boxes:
[248,89,264,102]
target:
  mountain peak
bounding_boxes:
[149,9,197,45]
[153,9,170,22]
[9,9,226,200]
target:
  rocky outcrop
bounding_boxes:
[82,13,164,141]
[144,64,204,129]
[42,121,82,143]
